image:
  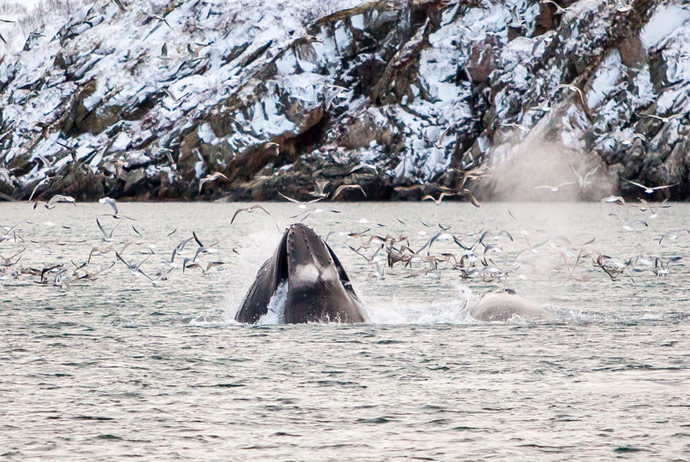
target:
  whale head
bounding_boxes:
[235,224,365,323]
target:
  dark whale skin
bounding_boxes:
[235,224,365,324]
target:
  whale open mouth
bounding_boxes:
[235,223,364,324]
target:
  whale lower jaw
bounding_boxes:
[283,282,365,324]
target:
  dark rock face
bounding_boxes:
[1,0,689,202]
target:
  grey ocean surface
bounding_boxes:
[1,202,689,461]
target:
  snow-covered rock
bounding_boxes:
[0,0,689,201]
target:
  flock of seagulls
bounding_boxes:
[333,197,686,285]
[0,184,686,297]
[0,196,228,289]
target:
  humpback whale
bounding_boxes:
[471,290,554,322]
[235,223,366,323]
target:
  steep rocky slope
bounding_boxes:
[1,0,689,202]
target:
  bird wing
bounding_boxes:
[651,183,678,191]
[624,179,647,190]
[250,205,271,216]
[230,208,246,224]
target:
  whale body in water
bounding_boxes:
[470,290,554,322]
[235,223,366,323]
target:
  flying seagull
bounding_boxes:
[624,179,678,194]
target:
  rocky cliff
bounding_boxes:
[1,0,689,202]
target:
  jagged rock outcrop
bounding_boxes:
[0,0,689,202]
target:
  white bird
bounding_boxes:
[609,213,648,232]
[199,172,230,193]
[99,197,119,215]
[624,179,678,194]
[309,179,330,198]
[278,191,324,208]
[571,165,599,190]
[638,198,669,219]
[620,133,646,146]
[230,205,271,224]
[555,84,587,108]
[115,252,155,284]
[636,112,685,123]
[600,195,626,207]
[332,184,367,200]
[422,192,455,205]
[540,0,568,15]
[96,218,121,242]
[534,182,576,192]
[98,197,133,220]
[615,0,634,12]
[33,194,76,209]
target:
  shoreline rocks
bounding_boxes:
[1,0,689,202]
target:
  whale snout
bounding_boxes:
[285,224,336,280]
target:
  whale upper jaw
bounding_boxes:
[285,223,340,289]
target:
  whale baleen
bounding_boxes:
[235,223,366,323]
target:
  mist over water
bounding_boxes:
[2,202,689,460]
[488,130,613,201]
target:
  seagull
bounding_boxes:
[151,14,171,29]
[96,218,121,242]
[615,0,634,12]
[501,122,531,132]
[33,194,76,209]
[278,191,324,208]
[600,195,626,207]
[595,254,633,281]
[184,261,226,275]
[230,205,271,224]
[556,84,587,108]
[527,100,552,114]
[636,112,685,123]
[658,229,689,245]
[199,172,230,193]
[98,197,133,219]
[437,184,482,207]
[431,127,453,149]
[624,179,678,194]
[609,213,648,231]
[192,231,205,248]
[534,182,576,192]
[620,133,647,146]
[115,252,155,284]
[332,184,367,200]
[540,0,568,14]
[0,249,24,267]
[571,165,599,190]
[638,198,669,219]
[422,192,455,205]
[309,179,330,198]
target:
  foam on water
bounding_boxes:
[364,284,480,325]
[256,281,289,325]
